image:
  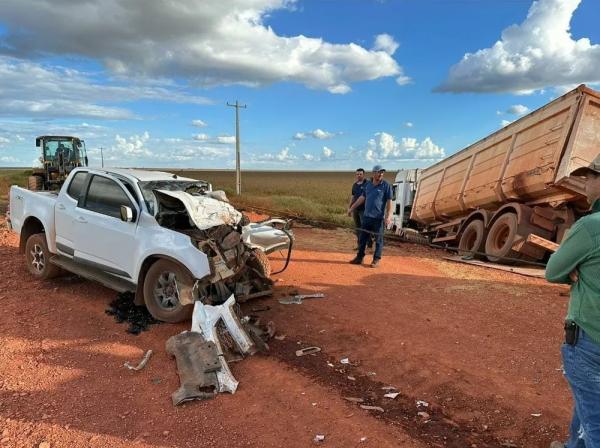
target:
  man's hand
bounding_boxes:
[347,208,352,217]
[385,216,392,228]
[569,269,579,282]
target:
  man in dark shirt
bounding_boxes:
[347,165,393,268]
[348,168,367,248]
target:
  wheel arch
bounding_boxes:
[457,209,492,237]
[19,217,46,254]
[134,254,201,306]
[487,203,527,230]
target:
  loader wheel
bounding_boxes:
[28,176,43,191]
[143,259,194,323]
[485,212,520,263]
[458,220,485,257]
[248,249,271,278]
[25,233,60,280]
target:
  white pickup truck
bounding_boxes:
[8,168,293,322]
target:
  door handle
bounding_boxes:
[57,203,66,210]
[76,216,87,223]
[15,195,23,200]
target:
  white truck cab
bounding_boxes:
[9,167,293,323]
[391,169,420,233]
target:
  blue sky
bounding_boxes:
[0,0,599,170]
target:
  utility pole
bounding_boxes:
[100,147,104,168]
[226,100,247,195]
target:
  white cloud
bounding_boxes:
[403,122,414,128]
[216,136,236,144]
[0,0,407,94]
[302,153,315,161]
[436,0,600,93]
[501,119,513,127]
[312,129,335,139]
[366,132,445,161]
[293,128,336,140]
[0,156,19,163]
[0,56,212,120]
[114,132,152,157]
[194,133,210,141]
[373,33,399,55]
[192,119,208,128]
[256,147,297,163]
[506,104,529,116]
[0,137,10,144]
[322,146,335,159]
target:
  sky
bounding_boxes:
[0,0,599,171]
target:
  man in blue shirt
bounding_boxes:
[347,164,393,268]
[348,168,370,248]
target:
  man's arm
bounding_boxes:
[545,222,592,284]
[384,199,393,227]
[348,196,365,215]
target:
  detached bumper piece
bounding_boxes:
[167,294,265,405]
[166,332,221,405]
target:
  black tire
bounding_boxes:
[28,176,43,191]
[458,220,485,257]
[485,213,520,263]
[142,259,194,323]
[248,249,271,278]
[25,233,60,280]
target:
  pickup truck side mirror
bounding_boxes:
[120,205,135,223]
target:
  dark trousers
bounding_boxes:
[352,208,364,242]
[357,216,384,260]
[352,208,372,245]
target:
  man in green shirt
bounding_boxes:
[546,156,600,448]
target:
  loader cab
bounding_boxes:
[31,136,88,190]
[391,169,420,232]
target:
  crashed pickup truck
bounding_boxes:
[8,167,292,322]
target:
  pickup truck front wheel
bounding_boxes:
[143,260,194,323]
[25,233,60,280]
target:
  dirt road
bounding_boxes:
[0,219,572,447]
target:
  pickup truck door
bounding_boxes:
[73,174,139,279]
[55,171,88,256]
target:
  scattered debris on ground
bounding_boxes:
[295,346,321,357]
[105,292,161,334]
[279,293,325,305]
[124,349,153,371]
[167,294,274,405]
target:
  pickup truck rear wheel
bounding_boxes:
[25,233,60,280]
[143,259,194,323]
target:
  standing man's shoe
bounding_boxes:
[370,259,380,268]
[349,257,363,265]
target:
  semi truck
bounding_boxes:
[391,84,600,262]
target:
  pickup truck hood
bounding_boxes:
[155,190,242,230]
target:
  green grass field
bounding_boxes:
[0,168,395,226]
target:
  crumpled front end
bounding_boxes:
[153,189,293,305]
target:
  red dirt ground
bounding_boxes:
[0,219,573,447]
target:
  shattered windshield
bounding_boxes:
[139,180,210,214]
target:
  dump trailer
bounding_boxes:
[408,84,600,262]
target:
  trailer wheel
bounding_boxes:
[143,259,194,323]
[25,233,60,280]
[458,220,485,257]
[485,212,520,263]
[28,176,43,191]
